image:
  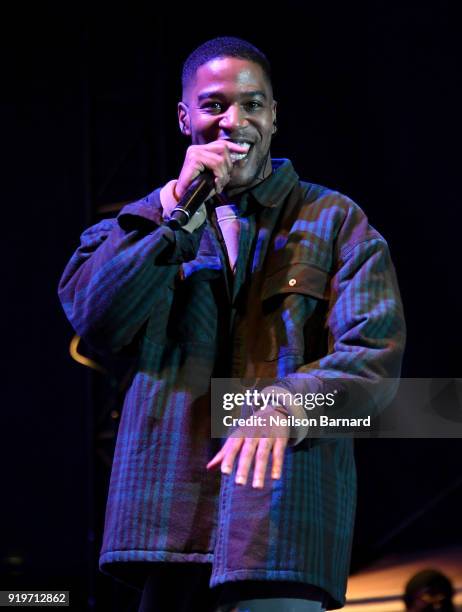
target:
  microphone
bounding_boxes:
[167,171,215,230]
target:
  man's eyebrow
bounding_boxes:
[197,90,268,102]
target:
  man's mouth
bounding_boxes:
[226,140,252,163]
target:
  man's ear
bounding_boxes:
[272,100,278,134]
[178,102,191,136]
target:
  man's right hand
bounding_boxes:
[175,140,249,200]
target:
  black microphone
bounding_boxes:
[167,171,215,230]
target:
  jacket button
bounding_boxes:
[289,278,297,286]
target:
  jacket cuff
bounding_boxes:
[117,188,164,229]
[259,385,310,446]
[117,187,205,263]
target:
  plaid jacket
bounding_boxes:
[58,159,405,609]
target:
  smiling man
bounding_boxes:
[58,37,406,611]
[175,53,276,197]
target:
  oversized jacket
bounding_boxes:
[58,159,406,609]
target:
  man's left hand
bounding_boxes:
[206,406,290,489]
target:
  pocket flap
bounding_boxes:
[262,262,330,301]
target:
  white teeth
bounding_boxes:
[223,140,252,163]
[230,152,248,162]
[229,143,251,162]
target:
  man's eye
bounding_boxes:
[244,101,263,112]
[202,102,222,113]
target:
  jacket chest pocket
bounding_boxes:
[257,262,331,362]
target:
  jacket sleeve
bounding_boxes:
[268,197,406,434]
[58,188,205,353]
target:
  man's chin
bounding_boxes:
[226,167,259,193]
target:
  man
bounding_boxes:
[59,37,406,611]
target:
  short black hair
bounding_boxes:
[182,36,272,97]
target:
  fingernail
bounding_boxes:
[235,475,246,485]
[221,465,231,475]
[271,471,280,479]
[253,479,263,488]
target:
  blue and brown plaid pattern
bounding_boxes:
[58,159,405,609]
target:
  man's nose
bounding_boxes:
[218,104,248,130]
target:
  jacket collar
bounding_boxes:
[248,158,299,208]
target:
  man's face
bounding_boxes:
[178,57,277,195]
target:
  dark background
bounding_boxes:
[2,2,460,610]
